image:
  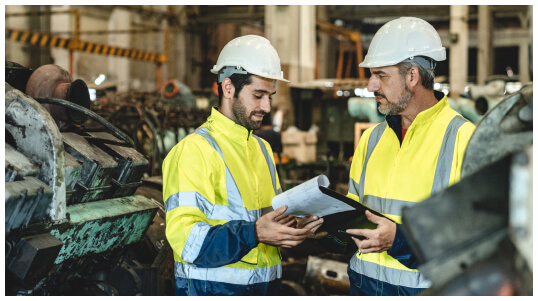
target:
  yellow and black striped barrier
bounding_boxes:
[6,28,166,64]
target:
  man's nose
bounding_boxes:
[367,77,379,93]
[260,96,271,113]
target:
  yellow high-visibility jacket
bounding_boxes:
[347,92,475,295]
[162,108,282,295]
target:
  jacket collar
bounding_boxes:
[208,107,252,140]
[385,90,447,143]
[409,90,448,126]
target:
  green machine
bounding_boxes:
[5,62,172,295]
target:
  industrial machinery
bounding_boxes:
[401,84,533,295]
[5,61,174,295]
[89,84,210,176]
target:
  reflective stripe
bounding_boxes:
[253,134,279,195]
[195,127,243,208]
[359,122,387,200]
[351,117,468,216]
[362,194,416,216]
[350,177,416,216]
[431,115,468,195]
[165,191,273,222]
[348,177,359,197]
[174,261,282,285]
[182,222,211,262]
[349,256,431,289]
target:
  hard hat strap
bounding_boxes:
[217,66,248,83]
[402,56,436,70]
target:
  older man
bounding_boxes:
[316,17,475,296]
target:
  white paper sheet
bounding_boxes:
[271,175,356,217]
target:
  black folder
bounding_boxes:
[317,186,395,239]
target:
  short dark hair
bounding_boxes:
[217,73,253,106]
[397,60,435,90]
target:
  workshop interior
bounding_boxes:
[4,5,533,296]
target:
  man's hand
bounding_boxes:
[255,205,312,248]
[346,210,396,254]
[296,215,326,239]
[274,213,297,228]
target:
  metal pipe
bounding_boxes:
[35,97,134,146]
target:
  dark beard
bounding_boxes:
[232,97,264,130]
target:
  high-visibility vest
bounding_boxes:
[163,107,282,287]
[347,94,475,291]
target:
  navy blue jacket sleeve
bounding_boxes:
[387,224,418,269]
[192,220,258,268]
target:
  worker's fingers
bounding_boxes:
[275,215,295,224]
[364,210,387,225]
[356,238,377,250]
[279,244,298,249]
[282,225,311,236]
[277,232,308,241]
[296,215,320,229]
[268,205,288,219]
[303,218,324,232]
[358,247,379,254]
[351,237,373,253]
[279,239,307,248]
[281,218,297,228]
[275,227,310,241]
[274,214,286,222]
[346,228,374,239]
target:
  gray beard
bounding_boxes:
[379,84,412,116]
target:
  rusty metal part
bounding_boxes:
[25,64,90,127]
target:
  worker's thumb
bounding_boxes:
[365,210,381,224]
[271,205,288,218]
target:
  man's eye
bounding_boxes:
[254,95,263,99]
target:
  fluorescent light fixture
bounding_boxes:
[94,74,106,85]
[89,89,97,101]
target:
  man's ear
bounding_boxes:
[407,66,420,89]
[221,78,235,99]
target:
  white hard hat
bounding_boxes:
[211,35,290,83]
[359,17,446,69]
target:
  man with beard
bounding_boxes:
[162,35,323,296]
[306,17,475,295]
